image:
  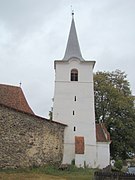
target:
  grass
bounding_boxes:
[0,165,94,180]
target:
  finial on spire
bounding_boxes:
[71,5,74,18]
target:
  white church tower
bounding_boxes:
[53,13,110,168]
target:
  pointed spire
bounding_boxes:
[63,13,84,61]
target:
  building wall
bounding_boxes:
[96,142,110,169]
[0,105,65,169]
[53,58,97,167]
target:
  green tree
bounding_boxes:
[94,69,135,160]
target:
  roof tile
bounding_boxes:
[96,123,110,142]
[0,84,34,114]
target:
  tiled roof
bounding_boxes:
[96,123,110,142]
[0,84,34,114]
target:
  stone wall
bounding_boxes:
[0,105,66,169]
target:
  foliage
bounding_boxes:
[71,159,75,165]
[94,69,135,160]
[114,160,123,171]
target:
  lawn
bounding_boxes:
[0,165,94,180]
[0,173,93,180]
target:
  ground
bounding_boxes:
[0,166,94,180]
[0,173,93,180]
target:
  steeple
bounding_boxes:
[63,13,84,61]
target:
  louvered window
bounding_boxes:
[71,69,78,81]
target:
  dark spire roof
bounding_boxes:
[63,14,84,61]
[0,84,34,114]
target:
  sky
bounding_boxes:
[0,0,135,118]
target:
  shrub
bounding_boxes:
[114,160,123,171]
[71,159,75,166]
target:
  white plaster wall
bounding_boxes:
[96,142,110,169]
[53,58,97,167]
[85,145,97,168]
[75,154,85,167]
[75,145,97,168]
[62,142,75,164]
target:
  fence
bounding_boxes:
[94,171,135,180]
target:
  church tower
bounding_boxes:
[53,14,97,167]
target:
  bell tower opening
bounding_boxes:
[71,69,78,81]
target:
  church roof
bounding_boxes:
[0,84,34,114]
[96,123,110,142]
[63,14,84,61]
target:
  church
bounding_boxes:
[52,13,111,168]
[0,14,110,169]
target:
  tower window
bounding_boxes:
[71,69,78,81]
[74,126,76,131]
[74,96,76,101]
[73,110,75,115]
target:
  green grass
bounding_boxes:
[0,165,94,180]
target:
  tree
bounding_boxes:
[94,69,135,160]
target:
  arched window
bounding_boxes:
[71,69,78,81]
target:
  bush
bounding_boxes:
[114,160,123,171]
[71,159,75,166]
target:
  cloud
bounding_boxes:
[0,0,135,117]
